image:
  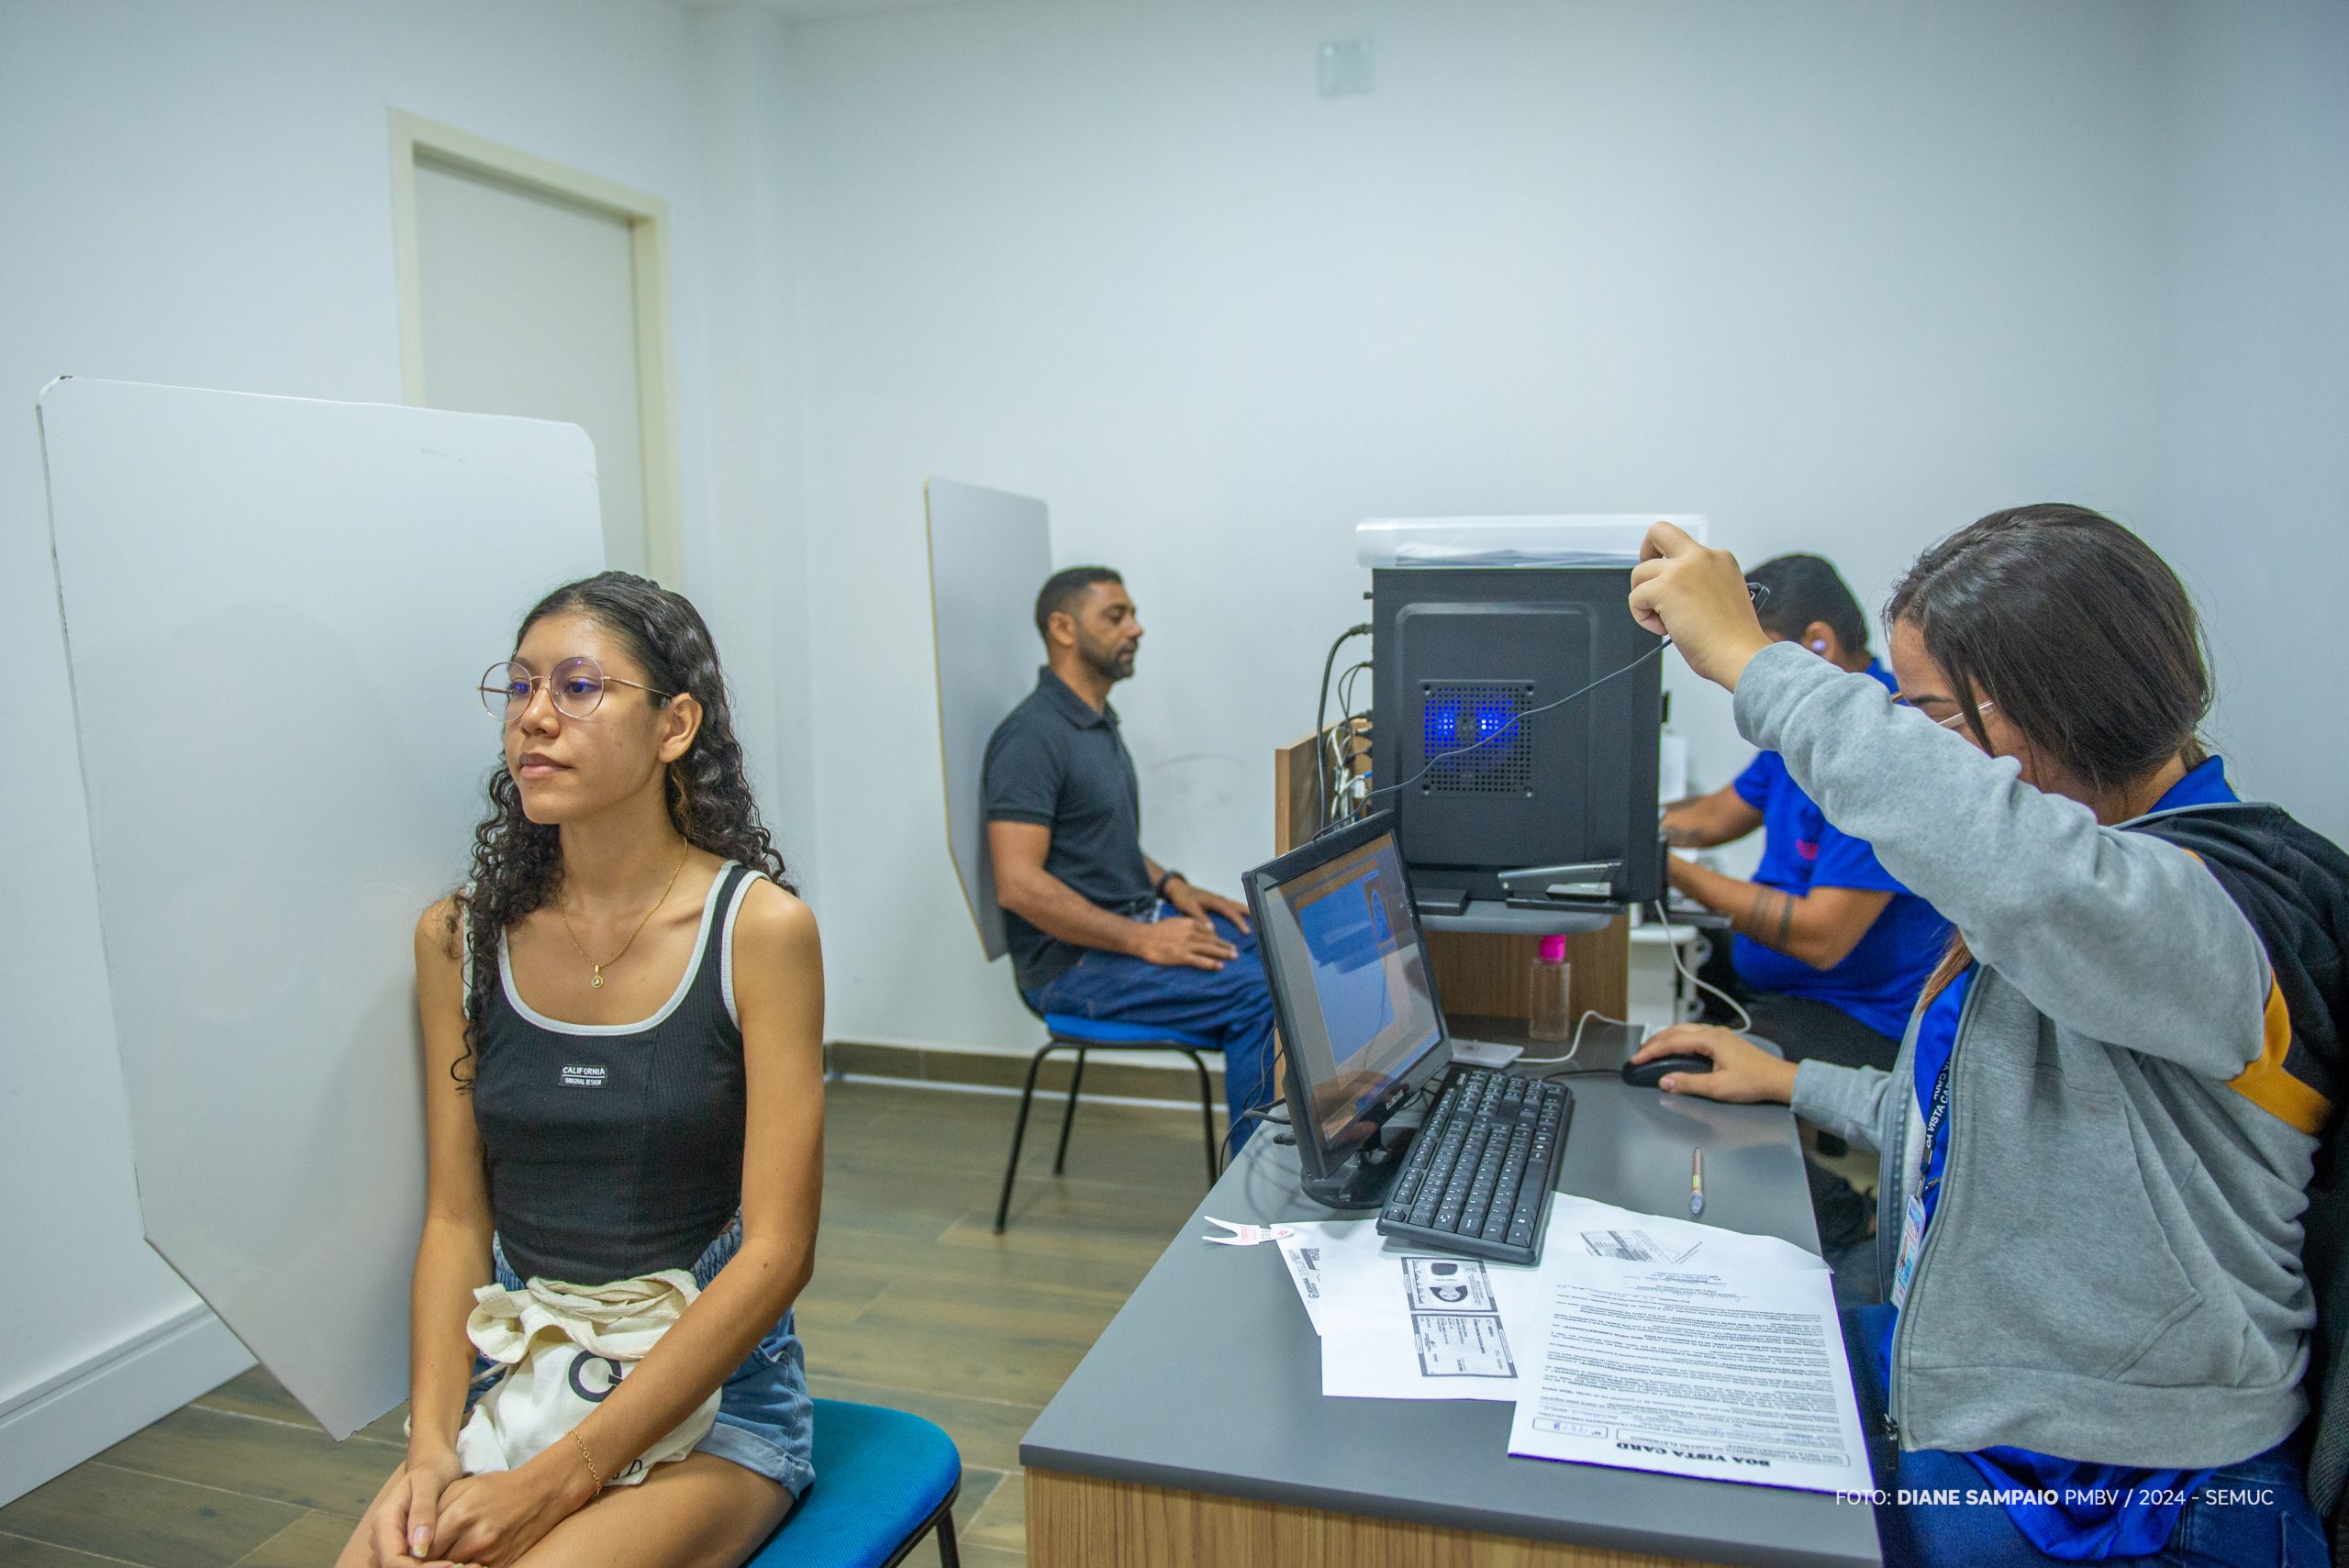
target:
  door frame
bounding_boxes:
[388,109,684,585]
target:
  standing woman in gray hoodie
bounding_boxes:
[1627,506,2347,1568]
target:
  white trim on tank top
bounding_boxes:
[498,860,738,1037]
[719,870,767,1029]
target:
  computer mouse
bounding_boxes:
[1620,1053,1713,1090]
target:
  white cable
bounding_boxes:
[1331,708,1374,823]
[1336,661,1371,718]
[1514,1007,1642,1066]
[1322,717,1353,824]
[1509,900,1749,1069]
[1325,688,1372,824]
[1652,899,1753,1034]
[1507,904,1757,1069]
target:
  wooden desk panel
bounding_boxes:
[1029,1470,1716,1568]
[1430,923,1627,1024]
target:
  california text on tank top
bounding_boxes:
[472,862,763,1285]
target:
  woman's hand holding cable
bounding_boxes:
[1627,522,1774,692]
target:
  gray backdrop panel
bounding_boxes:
[924,477,1052,962]
[40,378,605,1440]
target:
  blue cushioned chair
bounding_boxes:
[745,1398,962,1568]
[991,1012,1222,1233]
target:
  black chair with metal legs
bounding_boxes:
[992,1013,1221,1234]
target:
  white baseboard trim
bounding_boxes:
[0,1301,255,1507]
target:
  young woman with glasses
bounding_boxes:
[339,572,821,1568]
[1627,507,2347,1566]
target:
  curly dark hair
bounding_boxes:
[446,571,791,1086]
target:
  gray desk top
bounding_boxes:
[1020,1023,1883,1568]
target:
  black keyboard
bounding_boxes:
[1375,1067,1573,1266]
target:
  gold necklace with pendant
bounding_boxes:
[559,844,690,989]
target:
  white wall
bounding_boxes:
[782,0,2177,1057]
[696,3,826,893]
[0,0,816,1499]
[2146,0,2349,846]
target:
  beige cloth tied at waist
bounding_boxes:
[455,1269,718,1485]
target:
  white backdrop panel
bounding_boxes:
[924,478,1052,962]
[39,379,604,1440]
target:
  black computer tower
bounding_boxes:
[1370,567,1664,907]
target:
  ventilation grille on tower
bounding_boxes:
[1419,683,1533,794]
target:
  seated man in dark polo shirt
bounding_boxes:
[983,565,1280,1152]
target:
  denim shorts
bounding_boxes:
[483,1217,815,1496]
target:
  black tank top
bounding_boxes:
[472,862,759,1285]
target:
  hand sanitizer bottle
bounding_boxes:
[1529,934,1573,1041]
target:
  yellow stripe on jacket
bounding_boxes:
[2227,979,2332,1136]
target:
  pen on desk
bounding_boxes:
[1690,1147,1705,1218]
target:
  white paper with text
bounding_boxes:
[1507,1196,1871,1494]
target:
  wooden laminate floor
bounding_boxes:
[0,1079,1216,1567]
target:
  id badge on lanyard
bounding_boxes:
[1889,1055,1954,1311]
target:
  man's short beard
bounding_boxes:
[1082,641,1132,683]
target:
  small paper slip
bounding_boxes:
[1276,1232,1333,1334]
[1274,1219,1545,1401]
[1201,1216,1296,1247]
[1506,1195,1871,1495]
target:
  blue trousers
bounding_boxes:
[1842,1306,2330,1568]
[1027,910,1281,1155]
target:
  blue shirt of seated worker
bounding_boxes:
[1883,756,2280,1562]
[1729,660,1952,1040]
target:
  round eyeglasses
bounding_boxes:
[479,657,675,723]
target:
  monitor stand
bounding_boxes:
[1298,1112,1423,1213]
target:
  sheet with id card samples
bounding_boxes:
[1274,1218,1542,1400]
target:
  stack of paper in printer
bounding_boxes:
[1266,1194,1873,1494]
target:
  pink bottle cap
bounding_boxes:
[1539,934,1568,963]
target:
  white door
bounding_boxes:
[411,157,650,574]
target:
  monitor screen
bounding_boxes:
[1253,826,1444,1149]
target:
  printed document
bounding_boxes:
[1506,1196,1872,1495]
[1275,1219,1546,1401]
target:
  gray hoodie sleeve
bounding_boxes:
[1732,641,2269,1076]
[1790,1059,1895,1151]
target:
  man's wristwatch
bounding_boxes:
[1154,870,1186,900]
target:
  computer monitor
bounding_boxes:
[1243,812,1452,1209]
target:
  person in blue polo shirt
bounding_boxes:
[1661,553,1951,1076]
